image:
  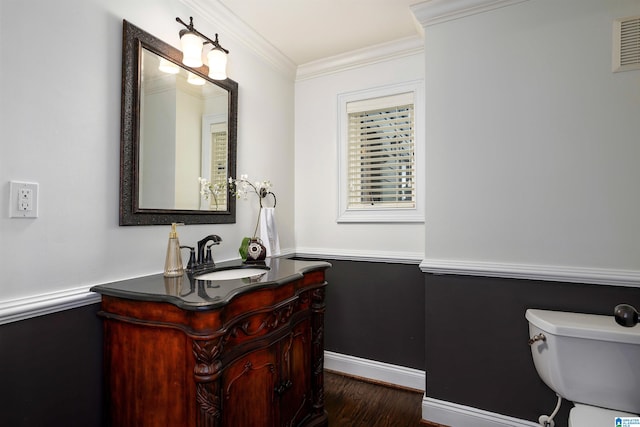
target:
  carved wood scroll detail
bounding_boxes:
[190,299,298,426]
[193,338,226,427]
[230,301,296,338]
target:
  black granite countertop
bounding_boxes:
[90,257,330,311]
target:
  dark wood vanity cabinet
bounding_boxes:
[220,317,312,426]
[94,261,329,427]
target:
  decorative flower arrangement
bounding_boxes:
[199,175,276,262]
[198,177,226,209]
[228,174,275,236]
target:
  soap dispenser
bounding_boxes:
[163,223,184,277]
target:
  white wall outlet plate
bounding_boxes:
[9,181,39,218]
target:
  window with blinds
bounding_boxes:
[347,93,415,209]
[337,81,423,223]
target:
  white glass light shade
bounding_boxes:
[187,72,206,86]
[180,32,203,67]
[207,48,228,80]
[158,58,180,74]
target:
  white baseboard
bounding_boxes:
[324,350,425,392]
[422,397,540,427]
[323,352,540,426]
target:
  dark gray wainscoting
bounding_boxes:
[319,258,426,370]
[425,273,640,427]
[0,303,104,427]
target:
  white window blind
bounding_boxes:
[209,127,228,210]
[347,92,415,209]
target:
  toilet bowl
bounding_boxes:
[568,404,637,427]
[526,308,640,427]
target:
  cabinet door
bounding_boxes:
[278,318,312,426]
[221,346,278,427]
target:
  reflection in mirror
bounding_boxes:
[119,20,238,225]
[201,113,229,210]
[139,48,229,211]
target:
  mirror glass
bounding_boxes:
[120,20,238,225]
[139,48,229,212]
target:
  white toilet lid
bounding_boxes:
[569,404,639,427]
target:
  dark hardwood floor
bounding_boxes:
[324,371,428,427]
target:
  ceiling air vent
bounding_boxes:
[613,15,640,72]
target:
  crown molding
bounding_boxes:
[179,1,424,81]
[178,0,297,79]
[410,0,529,28]
[296,36,424,81]
[420,258,640,288]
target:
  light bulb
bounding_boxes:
[180,32,203,67]
[207,48,228,80]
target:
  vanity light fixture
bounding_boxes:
[176,16,229,80]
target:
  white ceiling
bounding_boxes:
[218,0,423,65]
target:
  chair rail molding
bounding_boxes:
[0,286,101,326]
[296,247,423,265]
[420,258,640,288]
[411,0,529,28]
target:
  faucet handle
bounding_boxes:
[180,246,196,271]
[204,243,214,264]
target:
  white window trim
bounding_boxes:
[337,80,425,223]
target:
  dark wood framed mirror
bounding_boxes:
[120,20,238,225]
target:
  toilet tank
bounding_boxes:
[526,308,640,414]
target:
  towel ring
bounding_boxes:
[259,191,276,208]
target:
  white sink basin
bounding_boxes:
[195,268,268,281]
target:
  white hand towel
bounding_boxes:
[258,207,280,257]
